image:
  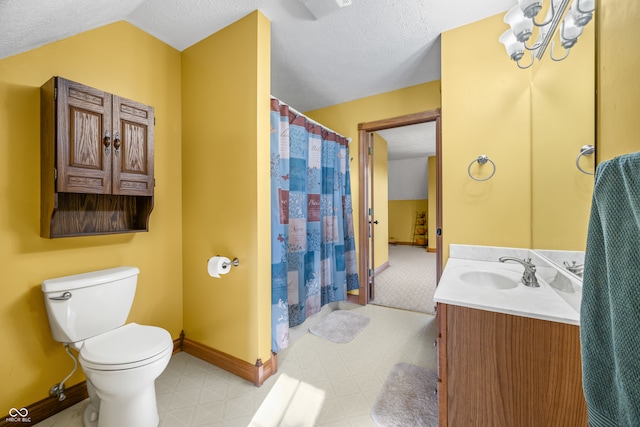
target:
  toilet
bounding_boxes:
[42,267,173,427]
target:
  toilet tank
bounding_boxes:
[42,267,140,344]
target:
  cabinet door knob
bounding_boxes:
[113,132,121,153]
[103,130,111,154]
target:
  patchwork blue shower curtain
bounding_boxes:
[270,98,359,352]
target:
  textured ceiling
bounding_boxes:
[378,122,436,161]
[0,0,515,157]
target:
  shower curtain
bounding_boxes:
[270,98,359,352]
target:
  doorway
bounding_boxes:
[356,110,442,305]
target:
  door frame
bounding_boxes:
[357,109,443,305]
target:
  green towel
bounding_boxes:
[581,151,640,426]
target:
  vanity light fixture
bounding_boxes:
[499,0,595,69]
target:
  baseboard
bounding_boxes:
[0,381,88,427]
[182,338,277,387]
[427,247,436,253]
[375,261,390,275]
[392,241,434,250]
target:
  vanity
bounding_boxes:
[434,245,588,427]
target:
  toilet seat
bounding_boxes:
[79,323,172,371]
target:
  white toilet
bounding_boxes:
[42,267,173,427]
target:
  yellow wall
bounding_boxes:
[441,14,532,261]
[428,156,436,251]
[597,0,640,161]
[0,22,183,410]
[305,81,441,266]
[373,133,389,267]
[181,11,272,364]
[388,200,428,244]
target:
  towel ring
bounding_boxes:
[576,145,595,175]
[468,155,496,181]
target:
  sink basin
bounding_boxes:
[459,270,519,290]
[434,255,581,325]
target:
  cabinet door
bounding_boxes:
[112,96,154,196]
[445,305,587,426]
[56,78,112,194]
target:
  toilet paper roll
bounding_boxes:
[208,256,232,278]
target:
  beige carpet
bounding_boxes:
[371,245,437,314]
[371,362,439,426]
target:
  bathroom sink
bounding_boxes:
[434,254,582,325]
[458,270,519,290]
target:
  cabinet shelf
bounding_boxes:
[44,193,153,238]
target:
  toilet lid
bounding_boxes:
[79,323,172,369]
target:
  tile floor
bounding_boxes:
[34,303,438,427]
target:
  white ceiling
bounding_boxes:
[0,0,515,158]
[378,122,436,161]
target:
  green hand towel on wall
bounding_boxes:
[581,151,640,426]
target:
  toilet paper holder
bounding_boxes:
[207,256,239,278]
[223,257,240,268]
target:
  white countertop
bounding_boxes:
[434,245,582,325]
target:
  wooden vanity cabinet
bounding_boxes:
[437,303,588,427]
[41,77,155,238]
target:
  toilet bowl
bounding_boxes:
[78,323,173,427]
[41,267,173,427]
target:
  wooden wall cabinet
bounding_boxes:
[41,77,155,238]
[437,303,588,427]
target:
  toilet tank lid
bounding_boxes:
[42,267,140,293]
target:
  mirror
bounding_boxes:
[536,249,585,280]
[368,12,596,281]
[531,19,596,261]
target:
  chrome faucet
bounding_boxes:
[563,261,584,277]
[498,257,539,287]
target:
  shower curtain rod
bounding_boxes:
[270,96,352,143]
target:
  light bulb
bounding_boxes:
[570,0,594,26]
[504,5,534,43]
[499,30,525,61]
[518,0,542,18]
[575,0,595,12]
[560,14,584,49]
